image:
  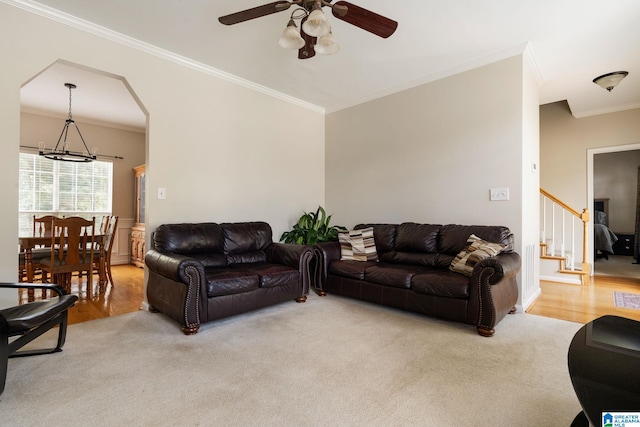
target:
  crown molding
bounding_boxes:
[570,101,640,119]
[2,0,325,114]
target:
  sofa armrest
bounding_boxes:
[145,249,205,284]
[469,252,521,337]
[145,249,206,334]
[265,243,310,268]
[265,243,314,296]
[472,252,521,285]
[312,241,341,291]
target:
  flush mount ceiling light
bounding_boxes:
[39,83,96,162]
[219,0,397,60]
[593,71,629,92]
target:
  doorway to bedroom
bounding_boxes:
[589,146,640,278]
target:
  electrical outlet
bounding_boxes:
[490,188,509,201]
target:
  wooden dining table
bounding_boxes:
[19,233,106,286]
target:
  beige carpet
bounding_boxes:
[594,254,640,278]
[3,293,584,426]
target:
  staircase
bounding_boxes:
[540,188,590,285]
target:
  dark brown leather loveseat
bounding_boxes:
[145,222,313,334]
[313,223,520,336]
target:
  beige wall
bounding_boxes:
[520,52,542,302]
[20,112,146,221]
[594,150,640,234]
[325,54,541,309]
[0,4,325,305]
[326,56,523,227]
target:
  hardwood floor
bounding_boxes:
[67,264,145,325]
[527,274,640,324]
[20,264,145,325]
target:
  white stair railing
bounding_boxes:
[540,188,590,277]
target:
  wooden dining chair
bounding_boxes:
[98,215,110,235]
[33,215,57,238]
[102,215,118,285]
[39,216,96,294]
[18,215,58,284]
[89,215,118,286]
[32,215,59,282]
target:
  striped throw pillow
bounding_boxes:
[449,234,506,276]
[339,227,379,262]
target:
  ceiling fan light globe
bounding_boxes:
[302,9,330,37]
[279,22,305,49]
[315,32,339,55]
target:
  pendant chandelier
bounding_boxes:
[39,82,97,162]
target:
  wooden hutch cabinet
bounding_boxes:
[131,164,146,267]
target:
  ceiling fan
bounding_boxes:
[218,0,398,59]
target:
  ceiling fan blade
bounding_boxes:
[331,1,398,38]
[298,17,316,59]
[219,1,291,25]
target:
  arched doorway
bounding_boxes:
[19,59,148,322]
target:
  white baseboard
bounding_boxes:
[519,287,542,312]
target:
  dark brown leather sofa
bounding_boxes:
[145,222,313,334]
[313,223,520,336]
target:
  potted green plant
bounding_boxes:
[280,206,345,245]
[281,206,345,293]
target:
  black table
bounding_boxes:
[568,315,640,426]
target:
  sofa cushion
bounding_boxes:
[221,222,272,255]
[354,224,397,254]
[234,263,300,288]
[395,223,441,253]
[191,253,228,268]
[205,269,259,297]
[438,224,512,255]
[449,234,507,276]
[385,251,439,267]
[364,264,432,289]
[329,260,377,280]
[412,271,470,298]
[339,227,378,262]
[154,223,224,255]
[227,250,267,265]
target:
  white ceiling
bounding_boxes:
[15,0,640,132]
[21,61,147,132]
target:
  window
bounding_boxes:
[19,153,113,235]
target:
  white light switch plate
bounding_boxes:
[490,188,509,201]
[157,187,166,200]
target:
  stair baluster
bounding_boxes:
[540,188,590,284]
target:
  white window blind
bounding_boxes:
[19,153,113,235]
